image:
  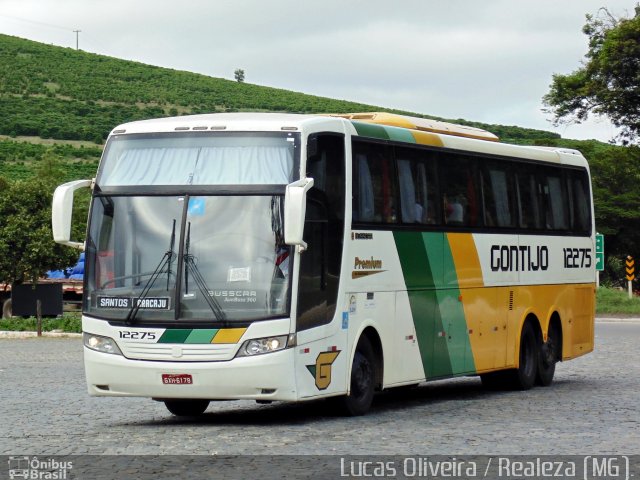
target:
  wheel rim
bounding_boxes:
[351,352,372,399]
[541,334,556,368]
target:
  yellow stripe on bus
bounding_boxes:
[411,131,445,147]
[211,328,247,344]
[446,233,484,288]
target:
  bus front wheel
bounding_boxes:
[164,399,210,416]
[338,336,376,416]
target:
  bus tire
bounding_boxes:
[506,321,538,390]
[339,336,376,416]
[2,299,12,319]
[536,322,560,387]
[164,399,210,416]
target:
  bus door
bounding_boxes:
[294,133,348,397]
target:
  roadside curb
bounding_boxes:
[0,331,82,339]
[596,317,640,323]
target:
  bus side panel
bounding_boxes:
[347,231,427,387]
[392,290,427,385]
[446,233,510,372]
[393,231,477,379]
[294,323,349,400]
[471,233,595,365]
[505,283,595,364]
[568,284,595,358]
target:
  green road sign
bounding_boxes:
[596,233,604,253]
[595,252,605,271]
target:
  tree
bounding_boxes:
[543,5,640,144]
[0,162,79,286]
[234,68,245,83]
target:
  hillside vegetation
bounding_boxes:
[1,33,639,285]
[0,33,566,180]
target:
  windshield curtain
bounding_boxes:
[84,195,292,323]
[98,133,297,186]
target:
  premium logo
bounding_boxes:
[352,256,385,279]
[306,351,341,390]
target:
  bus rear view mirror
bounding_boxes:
[52,179,93,250]
[284,177,314,250]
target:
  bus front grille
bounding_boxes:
[119,342,238,362]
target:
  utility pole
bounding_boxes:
[73,30,81,50]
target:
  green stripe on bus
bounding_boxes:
[421,233,456,377]
[184,329,219,344]
[440,237,476,374]
[158,329,192,343]
[393,232,453,378]
[351,121,390,140]
[384,126,416,144]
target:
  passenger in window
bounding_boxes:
[425,204,436,224]
[414,202,424,223]
[444,194,464,224]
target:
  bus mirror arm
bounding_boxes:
[284,177,314,250]
[52,179,92,250]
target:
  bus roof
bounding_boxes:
[329,112,500,142]
[108,113,325,135]
[108,112,587,168]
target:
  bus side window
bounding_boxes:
[352,141,397,224]
[540,168,569,231]
[397,159,418,223]
[440,154,480,227]
[568,169,591,234]
[482,162,517,228]
[516,170,542,229]
[396,147,438,225]
[354,154,374,222]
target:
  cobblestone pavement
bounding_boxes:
[0,323,638,456]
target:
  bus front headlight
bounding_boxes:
[83,332,123,356]
[236,334,295,357]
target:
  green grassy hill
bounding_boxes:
[0,33,573,181]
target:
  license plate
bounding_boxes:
[162,374,193,385]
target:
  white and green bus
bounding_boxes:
[52,112,595,416]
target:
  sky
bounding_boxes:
[0,0,636,142]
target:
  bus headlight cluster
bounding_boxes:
[83,332,123,356]
[237,335,293,357]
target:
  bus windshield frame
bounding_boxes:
[83,131,300,325]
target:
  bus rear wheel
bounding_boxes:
[536,323,560,387]
[505,321,538,390]
[164,399,210,416]
[338,336,376,416]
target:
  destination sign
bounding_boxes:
[97,296,171,310]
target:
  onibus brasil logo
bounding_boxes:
[8,456,73,479]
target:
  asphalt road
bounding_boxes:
[1,322,638,456]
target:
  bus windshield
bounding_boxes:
[84,195,292,322]
[98,132,297,186]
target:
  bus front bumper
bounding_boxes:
[84,346,298,401]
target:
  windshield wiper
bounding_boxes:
[125,219,176,325]
[183,221,227,323]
